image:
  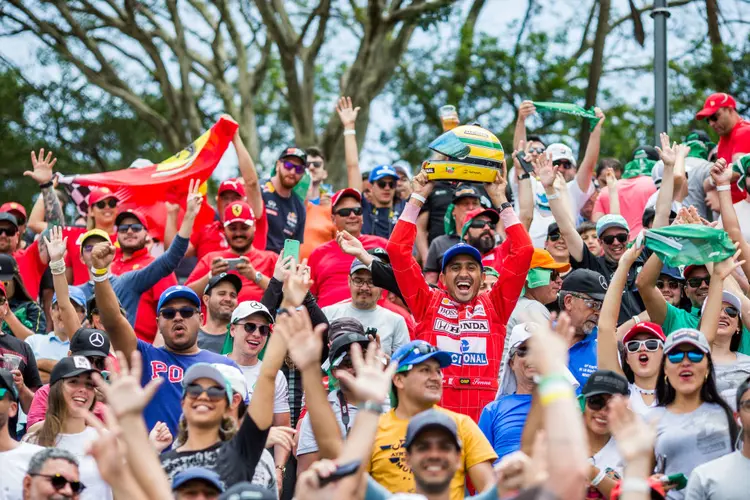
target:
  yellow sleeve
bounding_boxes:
[458,414,498,469]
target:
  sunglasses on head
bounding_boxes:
[656,279,680,290]
[281,161,306,174]
[159,306,198,320]
[469,219,493,230]
[94,199,118,210]
[184,383,226,401]
[686,276,710,288]
[601,233,628,245]
[307,160,323,168]
[376,180,395,189]
[0,226,17,237]
[238,322,271,336]
[335,207,363,217]
[666,350,705,364]
[30,474,86,494]
[547,233,563,242]
[626,339,663,353]
[117,223,144,234]
[553,160,575,170]
[586,394,611,411]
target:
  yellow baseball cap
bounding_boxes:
[79,229,110,255]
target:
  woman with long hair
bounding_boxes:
[24,356,111,499]
[597,242,663,417]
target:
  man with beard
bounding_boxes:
[110,210,178,343]
[197,273,241,353]
[321,259,409,357]
[558,269,608,389]
[186,201,278,303]
[262,147,307,253]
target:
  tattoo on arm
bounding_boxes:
[41,187,65,228]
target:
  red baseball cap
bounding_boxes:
[683,264,707,280]
[622,321,666,344]
[223,201,255,227]
[331,188,362,208]
[0,202,27,222]
[218,179,246,197]
[115,209,148,229]
[88,187,119,206]
[695,92,737,120]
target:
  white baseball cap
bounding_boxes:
[546,143,576,167]
[212,363,249,404]
[231,301,274,325]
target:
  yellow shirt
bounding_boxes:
[368,406,497,500]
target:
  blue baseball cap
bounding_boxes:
[157,285,201,312]
[368,165,399,183]
[441,243,482,271]
[596,214,630,238]
[52,287,87,311]
[172,467,224,492]
[659,264,684,282]
[392,340,452,373]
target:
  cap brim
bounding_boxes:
[73,350,107,358]
[696,107,719,119]
[0,272,14,282]
[223,219,253,227]
[406,423,462,450]
[205,274,243,294]
[588,292,606,301]
[400,351,453,371]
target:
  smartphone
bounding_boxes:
[662,473,688,490]
[516,151,535,177]
[317,460,361,487]
[224,258,244,270]
[283,239,300,262]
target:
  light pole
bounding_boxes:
[652,0,670,144]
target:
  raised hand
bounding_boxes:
[655,132,678,167]
[619,232,644,268]
[148,421,173,453]
[593,106,606,125]
[411,169,434,199]
[91,242,117,270]
[604,167,617,188]
[165,202,180,217]
[273,250,294,282]
[525,311,572,376]
[183,179,203,221]
[485,162,508,206]
[266,426,296,451]
[710,158,732,186]
[336,230,366,258]
[335,342,397,405]
[43,225,68,263]
[518,100,536,121]
[282,258,312,307]
[275,308,326,372]
[608,395,656,462]
[25,149,58,186]
[713,245,744,280]
[535,153,557,189]
[495,451,534,497]
[92,350,163,419]
[336,96,360,130]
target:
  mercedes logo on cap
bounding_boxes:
[89,331,105,348]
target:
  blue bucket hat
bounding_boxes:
[392,340,452,373]
[441,243,482,272]
[157,285,201,312]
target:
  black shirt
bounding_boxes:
[160,414,269,489]
[362,198,406,239]
[262,182,306,253]
[0,332,42,438]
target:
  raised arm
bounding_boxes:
[700,249,743,346]
[575,108,604,194]
[512,100,535,150]
[232,121,264,218]
[604,168,620,215]
[336,97,362,191]
[598,243,644,376]
[512,145,534,231]
[711,158,750,283]
[415,211,430,264]
[537,154,584,261]
[44,227,82,335]
[24,149,65,229]
[634,253,668,326]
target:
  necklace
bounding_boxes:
[633,384,655,395]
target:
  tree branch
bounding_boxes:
[386,0,454,24]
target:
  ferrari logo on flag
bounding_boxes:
[153,131,210,178]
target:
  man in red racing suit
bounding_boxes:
[386,172,533,422]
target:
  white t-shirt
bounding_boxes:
[240,362,290,414]
[0,442,45,500]
[627,383,657,419]
[322,301,410,356]
[591,437,624,477]
[55,427,112,500]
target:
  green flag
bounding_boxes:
[732,154,750,194]
[532,102,601,132]
[644,224,736,267]
[621,147,657,179]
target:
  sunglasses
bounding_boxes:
[159,306,199,320]
[656,279,681,290]
[30,474,86,494]
[553,160,575,170]
[706,111,721,123]
[117,223,144,234]
[335,207,363,217]
[601,233,628,245]
[666,350,705,364]
[184,383,226,401]
[238,322,271,336]
[307,161,323,168]
[586,394,611,411]
[569,292,602,311]
[722,306,739,318]
[511,345,528,358]
[686,276,710,288]
[281,161,306,174]
[549,271,561,282]
[547,233,563,242]
[626,339,663,353]
[94,199,118,209]
[376,180,395,189]
[86,356,107,371]
[0,227,18,237]
[528,147,545,154]
[469,219,493,230]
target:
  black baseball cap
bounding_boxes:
[204,272,243,295]
[0,368,19,401]
[452,184,482,203]
[50,356,97,386]
[327,317,366,344]
[367,247,390,265]
[0,254,18,281]
[278,146,307,164]
[547,222,560,238]
[325,331,370,370]
[404,409,461,450]
[70,328,110,357]
[581,369,630,397]
[561,269,608,301]
[0,213,18,228]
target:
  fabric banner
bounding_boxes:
[532,102,601,131]
[58,117,239,240]
[644,224,736,267]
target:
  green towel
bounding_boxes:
[644,224,736,267]
[532,101,601,132]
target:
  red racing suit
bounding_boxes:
[386,201,533,422]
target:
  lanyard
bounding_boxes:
[337,391,351,436]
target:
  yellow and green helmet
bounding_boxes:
[428,124,505,169]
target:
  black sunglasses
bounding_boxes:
[0,227,17,236]
[30,474,86,494]
[184,383,226,401]
[469,219,493,230]
[686,276,710,288]
[307,160,324,168]
[512,345,528,358]
[117,223,144,234]
[335,207,363,217]
[547,233,563,242]
[722,306,739,319]
[601,233,628,245]
[656,279,680,290]
[376,180,395,189]
[553,160,575,170]
[528,147,545,154]
[586,394,611,411]
[706,111,721,123]
[94,199,118,209]
[239,322,271,336]
[159,306,199,320]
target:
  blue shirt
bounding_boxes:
[137,339,240,436]
[568,330,598,392]
[74,235,189,327]
[25,333,70,362]
[478,394,532,464]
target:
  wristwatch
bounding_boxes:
[517,172,530,180]
[498,202,512,213]
[254,271,263,284]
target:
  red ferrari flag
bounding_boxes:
[58,116,239,239]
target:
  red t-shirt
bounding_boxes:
[186,248,278,303]
[190,210,269,260]
[13,240,46,300]
[309,235,388,308]
[111,247,177,343]
[718,120,750,203]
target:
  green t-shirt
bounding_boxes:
[662,303,750,355]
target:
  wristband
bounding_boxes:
[410,193,427,204]
[358,400,385,414]
[546,192,559,201]
[619,479,650,493]
[632,315,641,325]
[91,266,109,277]
[343,129,356,136]
[716,184,731,192]
[38,180,54,189]
[537,373,571,389]
[540,388,574,406]
[49,260,66,274]
[92,273,109,283]
[517,172,530,180]
[591,469,608,487]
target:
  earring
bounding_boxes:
[705,372,709,381]
[664,375,669,385]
